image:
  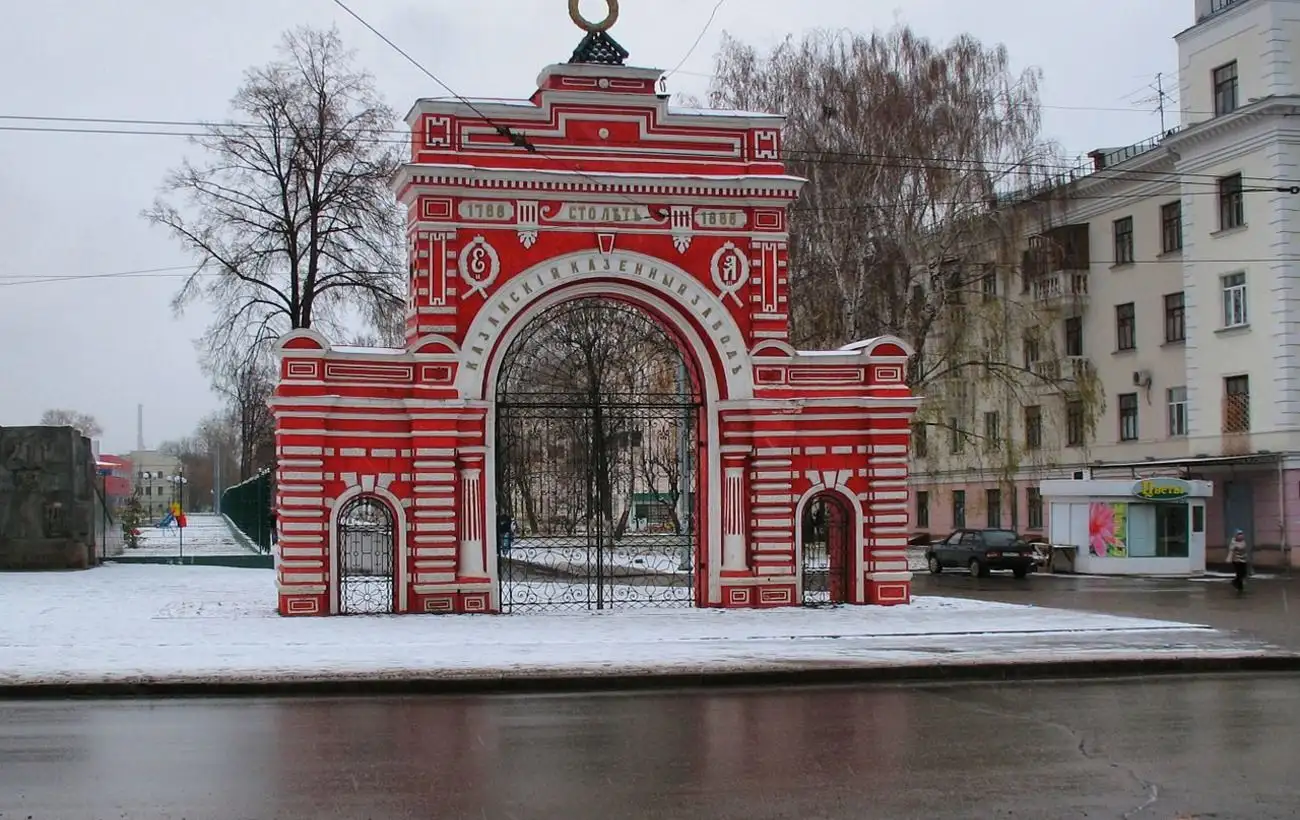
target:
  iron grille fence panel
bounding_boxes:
[495,298,701,612]
[337,496,395,614]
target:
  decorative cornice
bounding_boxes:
[1165,96,1300,151]
[391,164,806,200]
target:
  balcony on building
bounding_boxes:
[1033,355,1092,391]
[1023,224,1090,310]
[1196,0,1249,23]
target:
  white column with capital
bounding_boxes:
[458,467,486,579]
[722,460,748,572]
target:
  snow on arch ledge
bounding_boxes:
[838,336,914,360]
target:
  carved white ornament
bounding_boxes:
[670,205,693,254]
[517,200,540,249]
[459,235,501,299]
[710,241,749,307]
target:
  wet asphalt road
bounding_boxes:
[3,675,1299,819]
[912,569,1300,651]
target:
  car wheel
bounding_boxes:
[968,559,982,578]
[928,555,943,575]
[1013,567,1028,579]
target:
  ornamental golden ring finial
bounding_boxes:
[568,0,619,33]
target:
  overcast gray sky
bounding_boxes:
[0,0,1187,453]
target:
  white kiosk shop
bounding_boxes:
[1039,477,1213,576]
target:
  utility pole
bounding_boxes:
[213,441,221,516]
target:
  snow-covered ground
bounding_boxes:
[125,513,258,558]
[0,564,1278,687]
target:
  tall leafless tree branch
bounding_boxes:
[144,25,405,359]
[708,26,1104,496]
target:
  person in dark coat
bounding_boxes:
[1227,529,1249,592]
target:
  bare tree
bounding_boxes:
[221,360,276,482]
[637,426,684,534]
[496,299,692,539]
[708,26,1102,489]
[145,25,405,360]
[40,409,103,439]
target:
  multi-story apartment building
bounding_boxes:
[127,450,181,521]
[911,0,1300,568]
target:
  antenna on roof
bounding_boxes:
[1133,72,1176,133]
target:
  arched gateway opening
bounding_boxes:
[801,493,854,606]
[494,297,703,611]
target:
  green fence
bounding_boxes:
[221,469,276,552]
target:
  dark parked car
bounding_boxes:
[926,529,1036,578]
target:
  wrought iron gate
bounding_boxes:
[802,494,851,606]
[495,298,701,612]
[337,496,395,614]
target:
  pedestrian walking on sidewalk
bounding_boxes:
[1228,530,1249,593]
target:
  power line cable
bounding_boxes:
[328,0,534,151]
[6,253,1300,290]
[664,0,727,79]
[2,116,1289,190]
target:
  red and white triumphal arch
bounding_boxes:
[270,14,919,616]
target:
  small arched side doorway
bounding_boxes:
[801,492,853,606]
[336,495,396,614]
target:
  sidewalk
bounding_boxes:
[0,564,1294,698]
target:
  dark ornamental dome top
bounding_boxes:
[567,0,629,65]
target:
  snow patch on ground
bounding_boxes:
[0,564,1274,687]
[126,514,257,558]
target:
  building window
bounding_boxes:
[1164,292,1185,343]
[912,422,928,458]
[1224,375,1250,433]
[983,411,1000,450]
[1116,302,1136,351]
[981,269,997,302]
[948,417,964,454]
[1222,272,1248,327]
[953,490,966,528]
[986,488,1002,528]
[916,490,930,529]
[1066,399,1086,447]
[1167,386,1188,437]
[1023,337,1041,372]
[1213,60,1238,116]
[1161,200,1183,253]
[1113,216,1134,265]
[1026,487,1044,531]
[1065,316,1083,357]
[1119,392,1139,441]
[1025,405,1043,451]
[1218,173,1244,230]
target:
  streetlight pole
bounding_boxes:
[174,467,187,562]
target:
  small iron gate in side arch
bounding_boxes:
[801,493,852,606]
[493,298,703,612]
[336,495,396,614]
